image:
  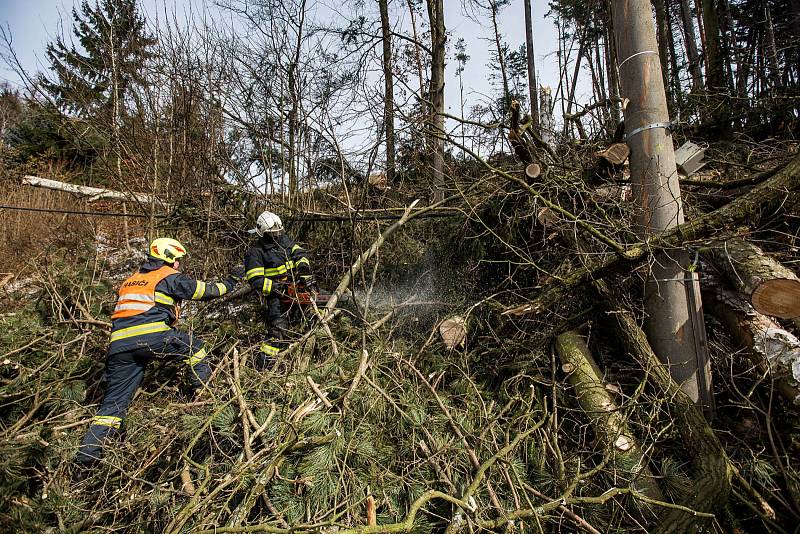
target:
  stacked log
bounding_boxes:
[703,287,800,404]
[707,239,800,320]
[555,330,664,504]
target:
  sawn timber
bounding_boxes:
[504,153,800,316]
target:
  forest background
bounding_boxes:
[0,0,799,532]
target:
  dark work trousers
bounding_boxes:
[76,329,208,465]
[257,294,291,369]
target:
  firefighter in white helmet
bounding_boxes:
[245,210,316,368]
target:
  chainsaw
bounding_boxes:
[279,279,348,307]
[218,279,347,308]
[281,280,324,306]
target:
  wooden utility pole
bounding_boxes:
[378,0,396,184]
[610,0,714,411]
[523,0,539,130]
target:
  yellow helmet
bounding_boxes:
[148,238,187,263]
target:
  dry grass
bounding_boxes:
[0,182,151,275]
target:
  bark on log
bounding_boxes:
[707,239,800,319]
[603,287,732,533]
[504,153,800,317]
[703,286,800,404]
[22,175,168,209]
[555,330,664,504]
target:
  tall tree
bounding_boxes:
[378,0,396,184]
[679,0,703,91]
[42,0,155,188]
[426,0,445,199]
[700,0,726,92]
[523,0,540,130]
[454,38,470,149]
[42,0,155,120]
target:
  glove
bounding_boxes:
[296,262,311,276]
[301,274,318,294]
[228,265,246,282]
[269,279,290,296]
[226,265,246,287]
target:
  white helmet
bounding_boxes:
[250,210,284,236]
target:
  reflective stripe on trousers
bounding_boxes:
[110,322,171,342]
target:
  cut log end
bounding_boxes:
[595,142,630,166]
[751,278,800,319]
[439,316,467,349]
[180,469,196,496]
[525,163,541,179]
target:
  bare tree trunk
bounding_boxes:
[791,1,800,83]
[523,0,539,130]
[611,0,714,410]
[604,2,622,125]
[694,0,709,79]
[679,0,703,91]
[563,15,590,139]
[717,0,736,91]
[426,0,445,201]
[593,37,608,121]
[763,0,782,88]
[556,17,567,122]
[701,0,726,92]
[665,0,683,106]
[490,1,510,103]
[653,0,673,107]
[378,0,396,184]
[735,28,755,98]
[287,0,308,202]
[405,0,426,101]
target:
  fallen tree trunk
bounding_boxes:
[706,239,800,319]
[601,284,732,533]
[504,153,800,316]
[703,286,800,404]
[22,175,168,210]
[555,330,664,504]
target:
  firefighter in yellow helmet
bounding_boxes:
[75,238,244,469]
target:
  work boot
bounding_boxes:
[70,461,94,483]
[255,353,275,371]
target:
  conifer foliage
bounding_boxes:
[41,0,155,121]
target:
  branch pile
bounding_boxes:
[1,139,799,533]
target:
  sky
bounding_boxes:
[0,0,569,111]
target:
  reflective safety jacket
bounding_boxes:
[108,259,234,355]
[244,234,310,295]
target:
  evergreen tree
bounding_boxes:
[41,0,155,121]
